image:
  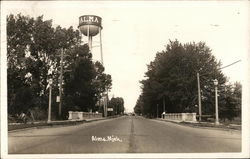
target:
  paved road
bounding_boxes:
[8,116,241,154]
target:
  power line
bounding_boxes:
[219,60,241,70]
[196,59,241,122]
[199,59,242,77]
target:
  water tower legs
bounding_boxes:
[99,27,103,65]
[87,25,93,52]
[88,36,92,52]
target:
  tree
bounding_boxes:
[219,82,242,121]
[62,44,112,116]
[108,97,125,116]
[7,14,34,115]
[136,40,228,118]
[233,82,242,117]
[134,95,143,115]
[92,61,112,103]
[63,44,96,112]
[7,14,79,116]
[7,13,112,120]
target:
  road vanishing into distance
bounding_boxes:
[9,116,241,154]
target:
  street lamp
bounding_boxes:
[48,79,53,123]
[213,79,219,125]
[196,60,241,124]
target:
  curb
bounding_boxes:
[8,126,39,133]
[8,115,122,132]
[155,118,241,132]
[8,120,86,132]
[8,118,109,132]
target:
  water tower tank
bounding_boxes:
[78,15,102,36]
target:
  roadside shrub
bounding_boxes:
[29,107,47,121]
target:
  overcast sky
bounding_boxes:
[2,1,249,112]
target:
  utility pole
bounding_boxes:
[196,59,241,123]
[163,96,166,113]
[157,104,159,118]
[59,48,64,118]
[212,60,241,125]
[48,79,53,123]
[197,72,202,122]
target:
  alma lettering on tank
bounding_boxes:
[79,15,102,27]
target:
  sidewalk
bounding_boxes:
[156,118,241,131]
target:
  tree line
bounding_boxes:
[134,40,241,121]
[108,97,125,116]
[7,14,114,120]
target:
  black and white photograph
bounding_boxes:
[0,0,249,158]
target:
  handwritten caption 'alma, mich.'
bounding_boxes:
[91,135,123,142]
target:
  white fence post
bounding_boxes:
[78,112,83,120]
[68,111,73,120]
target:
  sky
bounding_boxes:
[2,1,249,112]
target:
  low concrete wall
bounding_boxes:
[163,113,197,122]
[68,111,102,120]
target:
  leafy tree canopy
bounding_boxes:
[135,40,241,120]
[7,13,112,119]
[108,97,125,115]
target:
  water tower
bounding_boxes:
[78,15,103,64]
[78,15,107,116]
